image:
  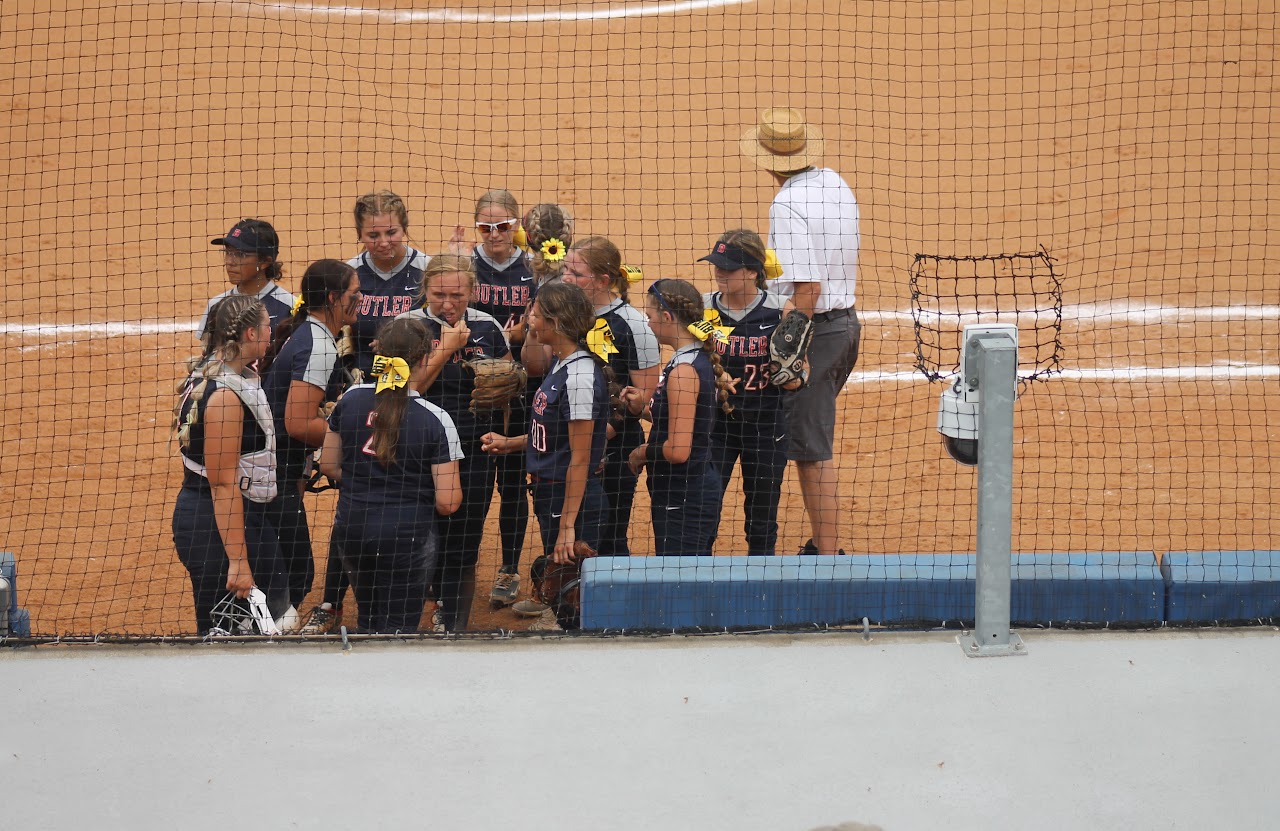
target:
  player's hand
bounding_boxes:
[446,225,475,255]
[226,559,255,598]
[438,320,471,353]
[480,432,511,455]
[628,443,649,475]
[725,375,741,395]
[504,318,526,345]
[318,401,337,419]
[553,527,578,565]
[618,385,647,416]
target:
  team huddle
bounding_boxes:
[172,108,862,635]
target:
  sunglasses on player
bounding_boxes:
[476,218,519,234]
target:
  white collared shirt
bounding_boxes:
[767,167,859,314]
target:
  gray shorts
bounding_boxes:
[784,307,861,462]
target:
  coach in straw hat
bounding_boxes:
[742,106,861,556]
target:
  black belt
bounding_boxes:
[813,307,853,323]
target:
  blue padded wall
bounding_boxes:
[1010,552,1163,624]
[1161,551,1280,622]
[580,555,976,630]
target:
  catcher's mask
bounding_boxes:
[208,588,281,637]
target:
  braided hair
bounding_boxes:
[366,317,433,466]
[353,189,410,235]
[259,258,356,374]
[648,279,735,415]
[524,203,574,282]
[570,236,629,303]
[175,293,266,441]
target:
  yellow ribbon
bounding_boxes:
[621,265,643,284]
[513,226,530,252]
[703,309,734,343]
[290,295,306,315]
[587,318,618,362]
[371,355,411,394]
[763,249,783,281]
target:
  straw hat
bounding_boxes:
[740,107,824,172]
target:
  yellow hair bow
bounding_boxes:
[621,265,643,284]
[513,226,530,252]
[702,309,734,344]
[763,249,783,281]
[586,318,618,362]
[371,355,411,394]
[291,295,306,315]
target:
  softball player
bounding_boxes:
[545,235,661,557]
[397,253,510,632]
[260,259,363,632]
[624,279,734,557]
[450,189,535,606]
[481,281,609,570]
[700,229,793,555]
[347,190,430,379]
[318,317,463,633]
[173,294,293,634]
[200,219,296,337]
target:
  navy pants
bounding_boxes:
[172,486,291,634]
[598,442,638,556]
[530,476,607,557]
[434,440,495,631]
[709,410,788,556]
[265,482,314,609]
[333,509,438,634]
[495,399,530,573]
[648,463,723,557]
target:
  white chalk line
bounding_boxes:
[4,306,1276,383]
[203,0,752,24]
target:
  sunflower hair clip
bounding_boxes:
[539,237,566,262]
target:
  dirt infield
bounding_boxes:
[1,0,1276,635]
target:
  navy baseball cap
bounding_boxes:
[699,241,764,275]
[212,218,279,258]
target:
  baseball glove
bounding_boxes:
[530,540,598,630]
[466,358,528,412]
[767,310,814,388]
[336,325,364,389]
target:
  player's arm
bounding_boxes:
[416,320,471,390]
[432,460,462,515]
[628,364,661,407]
[519,322,553,375]
[553,419,593,565]
[284,380,328,446]
[318,427,342,481]
[203,389,255,598]
[788,282,821,318]
[480,432,527,454]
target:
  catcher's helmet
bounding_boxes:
[208,588,281,637]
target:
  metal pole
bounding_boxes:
[961,333,1026,657]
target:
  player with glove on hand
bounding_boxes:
[397,254,514,632]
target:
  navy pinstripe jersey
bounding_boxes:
[328,385,463,515]
[647,345,718,475]
[526,351,610,482]
[347,248,429,377]
[198,282,297,340]
[262,319,345,479]
[596,298,661,450]
[397,306,511,440]
[702,289,788,416]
